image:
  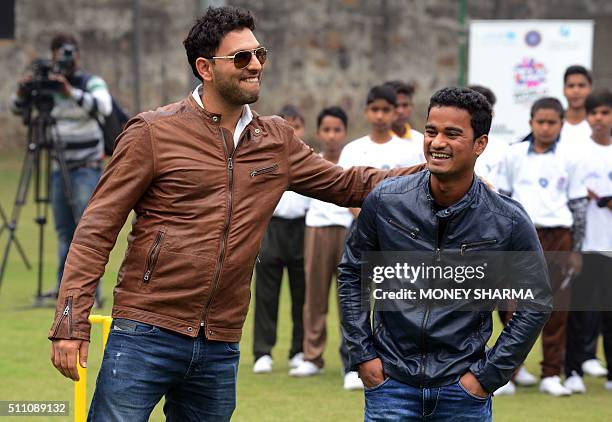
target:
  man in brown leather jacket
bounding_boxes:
[49,6,423,421]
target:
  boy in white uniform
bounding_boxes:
[253,105,310,374]
[560,66,593,151]
[498,97,588,397]
[564,89,612,392]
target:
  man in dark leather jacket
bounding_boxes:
[338,87,552,421]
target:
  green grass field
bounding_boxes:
[0,149,610,422]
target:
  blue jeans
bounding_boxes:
[364,377,492,421]
[51,166,101,287]
[88,319,240,422]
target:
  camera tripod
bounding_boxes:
[0,99,78,306]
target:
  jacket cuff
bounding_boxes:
[469,359,504,394]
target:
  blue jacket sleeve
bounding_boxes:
[338,186,382,371]
[469,206,552,392]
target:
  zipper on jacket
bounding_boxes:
[202,128,243,334]
[143,231,164,283]
[52,296,73,338]
[460,239,497,255]
[250,164,278,178]
[387,218,419,239]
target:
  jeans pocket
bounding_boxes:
[364,377,391,392]
[112,318,159,335]
[224,342,240,354]
[457,380,490,401]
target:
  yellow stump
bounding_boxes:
[74,315,112,422]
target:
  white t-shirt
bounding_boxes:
[338,135,424,170]
[307,136,421,228]
[498,141,587,228]
[560,119,591,151]
[273,191,310,219]
[580,139,612,251]
[305,198,354,228]
[475,137,509,191]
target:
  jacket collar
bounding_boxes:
[186,85,265,141]
[422,170,479,218]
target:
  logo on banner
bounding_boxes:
[513,58,548,104]
[525,30,541,47]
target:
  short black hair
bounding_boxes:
[384,80,415,98]
[183,6,255,81]
[468,85,496,107]
[366,85,397,106]
[317,106,348,129]
[585,89,612,114]
[51,33,79,51]
[530,97,564,119]
[278,104,305,123]
[427,87,492,139]
[563,65,592,85]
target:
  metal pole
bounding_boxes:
[458,0,468,86]
[132,0,141,114]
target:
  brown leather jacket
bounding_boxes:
[48,94,425,343]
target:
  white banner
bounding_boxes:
[468,20,593,144]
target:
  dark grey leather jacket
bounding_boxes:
[338,171,552,393]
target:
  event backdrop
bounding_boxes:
[469,20,593,144]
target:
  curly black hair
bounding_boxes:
[183,6,255,81]
[468,85,496,107]
[427,87,492,139]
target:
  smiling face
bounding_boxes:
[424,106,487,180]
[196,28,264,106]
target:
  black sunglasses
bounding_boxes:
[212,47,267,69]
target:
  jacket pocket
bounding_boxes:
[460,239,497,255]
[250,163,279,178]
[52,295,73,338]
[387,218,419,239]
[143,230,165,284]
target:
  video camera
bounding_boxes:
[20,43,77,112]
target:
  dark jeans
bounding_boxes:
[253,217,305,360]
[88,319,240,422]
[51,166,101,287]
[364,378,492,422]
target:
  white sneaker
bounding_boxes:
[582,359,608,378]
[604,381,612,391]
[494,381,516,396]
[289,352,304,369]
[514,366,537,386]
[564,371,586,393]
[253,355,273,374]
[539,376,572,396]
[343,371,364,391]
[289,360,323,377]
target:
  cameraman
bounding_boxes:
[11,33,111,305]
